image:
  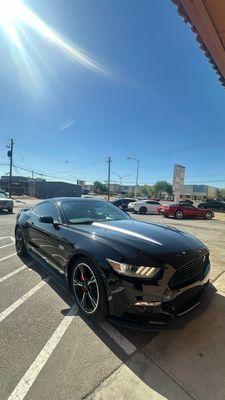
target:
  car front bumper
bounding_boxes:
[108,281,213,331]
[103,258,211,331]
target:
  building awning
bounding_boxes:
[172,0,225,87]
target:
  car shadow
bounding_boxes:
[0,210,14,215]
[18,253,218,400]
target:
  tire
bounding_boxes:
[8,208,13,214]
[72,256,108,320]
[15,226,27,255]
[139,206,147,215]
[205,211,212,220]
[175,210,184,219]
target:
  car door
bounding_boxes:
[214,201,225,211]
[121,199,130,210]
[204,202,214,209]
[146,201,160,214]
[29,202,66,272]
[184,205,200,217]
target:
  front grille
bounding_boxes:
[169,255,209,290]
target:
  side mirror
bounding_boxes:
[39,215,54,224]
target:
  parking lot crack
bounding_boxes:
[81,362,123,399]
[142,349,198,400]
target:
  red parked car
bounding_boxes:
[158,203,214,220]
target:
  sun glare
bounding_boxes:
[0,0,21,21]
[0,0,114,97]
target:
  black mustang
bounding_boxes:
[15,197,210,329]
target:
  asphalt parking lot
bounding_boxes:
[1,202,225,400]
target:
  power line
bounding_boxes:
[140,140,225,157]
[11,164,75,182]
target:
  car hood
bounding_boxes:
[69,219,206,257]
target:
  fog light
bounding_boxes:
[135,301,161,307]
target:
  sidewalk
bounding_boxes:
[88,273,225,400]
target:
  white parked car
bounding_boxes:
[128,200,160,214]
[0,190,14,213]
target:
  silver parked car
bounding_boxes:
[0,191,13,213]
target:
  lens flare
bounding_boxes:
[0,0,114,97]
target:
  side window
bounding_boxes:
[32,204,46,216]
[32,203,60,222]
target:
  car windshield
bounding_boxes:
[0,192,7,198]
[61,200,130,224]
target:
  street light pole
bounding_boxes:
[112,172,130,194]
[135,159,140,199]
[107,156,112,201]
[127,157,139,198]
[7,139,14,198]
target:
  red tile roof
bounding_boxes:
[172,0,225,87]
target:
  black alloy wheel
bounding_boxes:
[72,257,108,320]
[139,206,147,215]
[175,210,184,219]
[15,227,27,255]
[205,211,212,219]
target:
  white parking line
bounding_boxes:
[0,277,50,323]
[0,262,34,283]
[0,265,26,283]
[99,321,137,355]
[0,236,15,242]
[0,242,14,250]
[0,253,17,263]
[8,303,78,400]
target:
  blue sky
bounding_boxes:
[0,0,224,187]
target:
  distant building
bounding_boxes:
[0,176,36,196]
[181,185,219,201]
[83,184,93,194]
[0,176,82,198]
[110,184,135,195]
[35,181,82,199]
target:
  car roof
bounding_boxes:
[35,197,106,204]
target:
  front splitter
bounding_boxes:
[108,283,215,332]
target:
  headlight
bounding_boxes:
[107,259,160,278]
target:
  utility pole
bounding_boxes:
[7,139,14,198]
[107,157,111,201]
[127,157,140,198]
[135,159,140,199]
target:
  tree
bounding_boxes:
[138,185,155,198]
[93,181,107,194]
[154,181,173,196]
